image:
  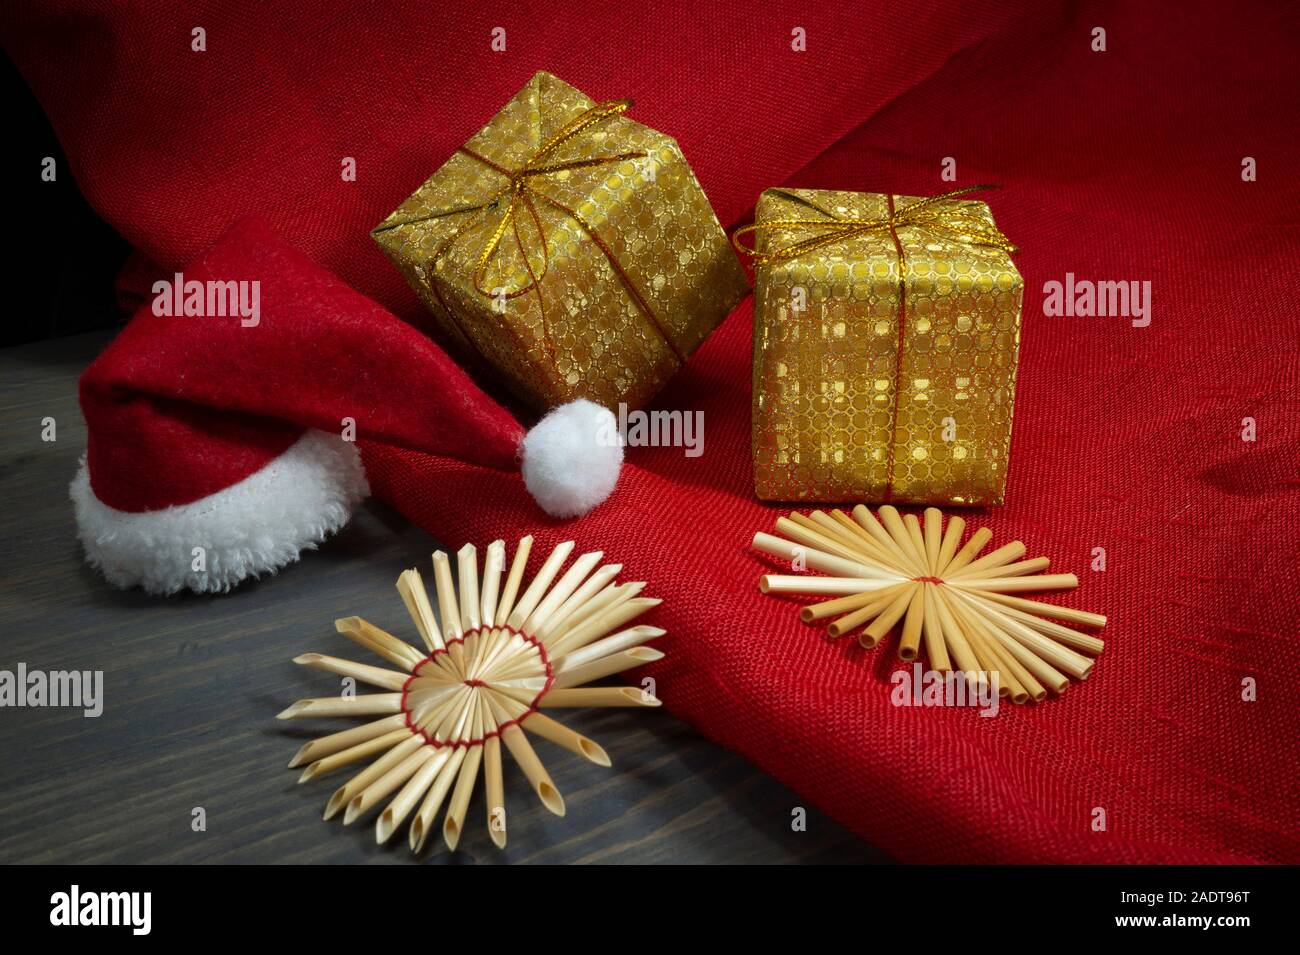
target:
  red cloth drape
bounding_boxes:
[5,0,1296,862]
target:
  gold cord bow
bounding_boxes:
[458,99,647,301]
[731,185,1017,263]
[376,99,682,370]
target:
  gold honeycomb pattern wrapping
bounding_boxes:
[751,188,1023,506]
[373,71,749,412]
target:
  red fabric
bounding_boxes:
[81,218,524,511]
[6,0,1297,862]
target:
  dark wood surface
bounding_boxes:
[0,331,888,864]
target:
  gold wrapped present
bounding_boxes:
[373,71,748,412]
[738,186,1022,505]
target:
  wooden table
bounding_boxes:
[0,331,888,864]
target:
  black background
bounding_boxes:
[16,865,1286,936]
[4,49,129,347]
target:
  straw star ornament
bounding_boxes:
[278,537,664,852]
[752,506,1107,704]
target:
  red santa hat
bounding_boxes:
[72,219,622,595]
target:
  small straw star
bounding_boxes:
[752,506,1107,704]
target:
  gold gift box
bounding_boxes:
[373,71,748,412]
[749,187,1023,505]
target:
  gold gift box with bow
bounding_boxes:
[743,186,1023,505]
[373,71,748,412]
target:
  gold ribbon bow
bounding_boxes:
[731,185,1017,263]
[377,99,683,369]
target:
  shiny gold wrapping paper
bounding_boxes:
[373,71,748,412]
[750,187,1022,505]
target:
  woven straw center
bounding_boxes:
[400,627,553,748]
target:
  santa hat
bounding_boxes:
[72,219,622,596]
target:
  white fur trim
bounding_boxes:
[70,430,369,596]
[520,399,623,518]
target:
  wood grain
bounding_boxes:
[0,331,889,864]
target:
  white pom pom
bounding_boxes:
[520,399,623,518]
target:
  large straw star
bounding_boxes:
[279,538,663,852]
